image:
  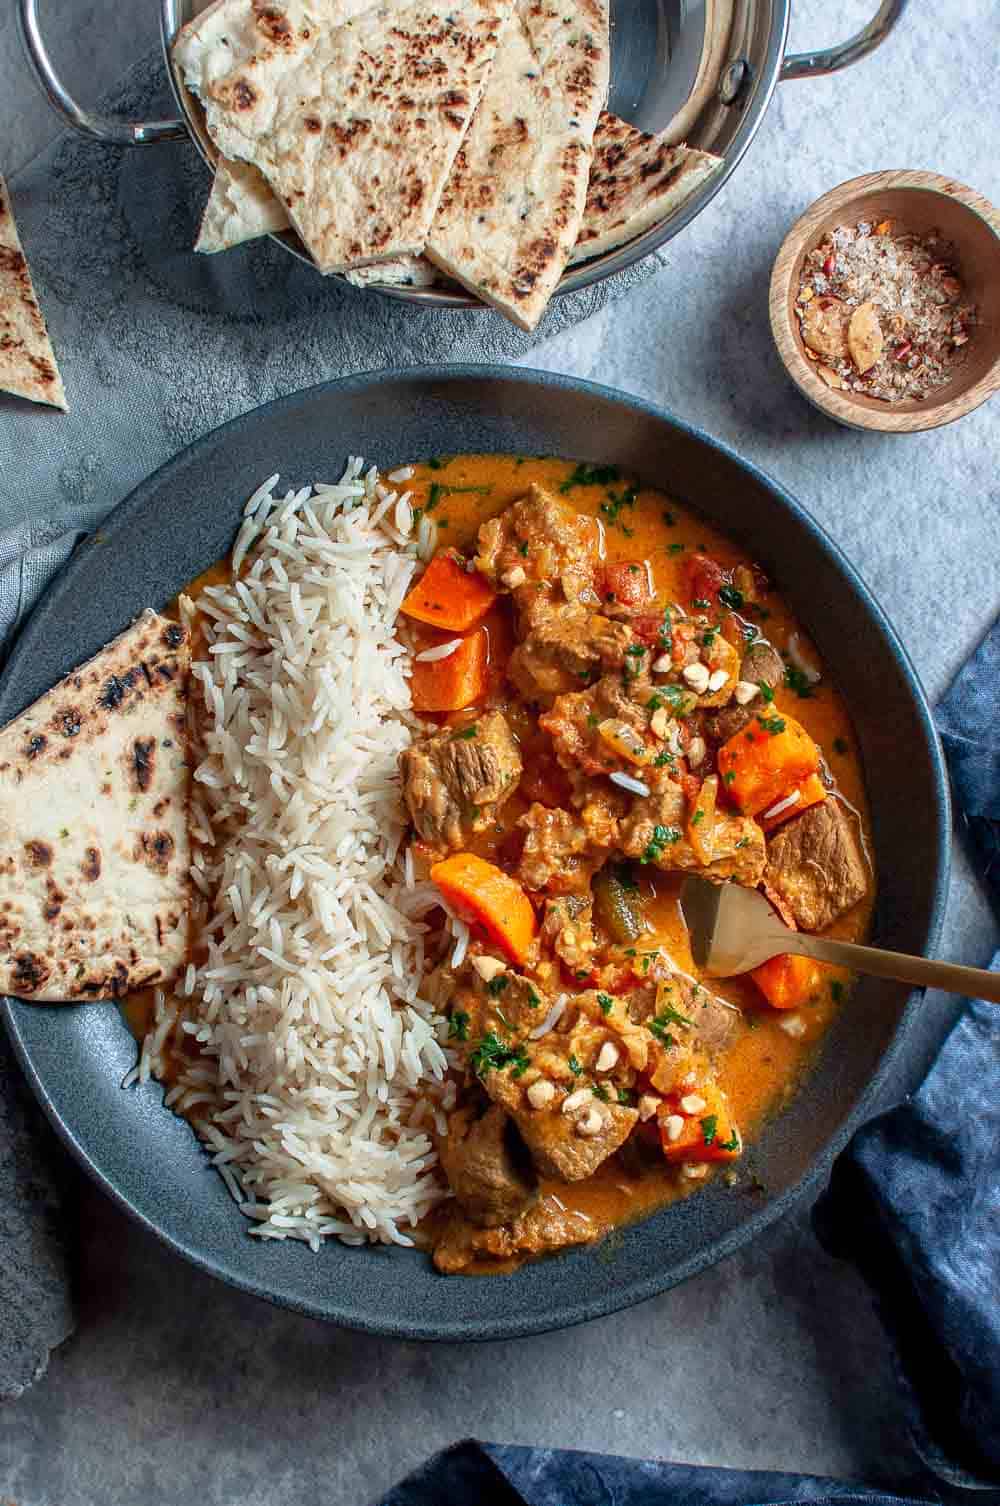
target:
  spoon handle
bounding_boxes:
[789,933,1000,1004]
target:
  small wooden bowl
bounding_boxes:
[770,171,1000,433]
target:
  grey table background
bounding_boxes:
[1,1,998,1503]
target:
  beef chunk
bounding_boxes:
[506,1086,638,1182]
[617,789,767,886]
[704,640,785,746]
[540,674,657,781]
[437,1104,538,1227]
[540,894,597,972]
[433,1194,600,1273]
[475,485,599,603]
[517,803,611,894]
[400,710,521,850]
[453,971,641,1181]
[765,797,869,931]
[627,967,739,1094]
[508,603,633,701]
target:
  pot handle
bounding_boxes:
[17,0,187,145]
[780,0,909,82]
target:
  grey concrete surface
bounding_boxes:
[2,1,999,1503]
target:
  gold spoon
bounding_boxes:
[680,875,1000,1004]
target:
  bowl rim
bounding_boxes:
[0,365,952,1338]
[769,169,1000,433]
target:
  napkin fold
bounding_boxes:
[814,618,1000,1493]
[375,1440,939,1506]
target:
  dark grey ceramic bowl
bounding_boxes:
[0,367,949,1340]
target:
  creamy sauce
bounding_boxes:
[404,453,875,1262]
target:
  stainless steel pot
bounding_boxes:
[18,0,909,308]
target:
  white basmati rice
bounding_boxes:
[134,459,452,1249]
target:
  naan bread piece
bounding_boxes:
[343,256,438,288]
[0,612,192,1002]
[196,160,290,253]
[0,176,66,411]
[569,111,723,266]
[173,0,374,149]
[425,0,609,331]
[176,0,514,273]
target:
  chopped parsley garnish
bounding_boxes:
[559,461,621,492]
[486,974,509,998]
[701,1114,718,1146]
[646,694,663,711]
[624,947,637,957]
[723,770,736,785]
[568,1054,583,1076]
[663,683,693,714]
[426,481,490,512]
[592,1084,610,1102]
[617,1087,636,1106]
[470,1032,529,1078]
[833,737,849,755]
[691,809,705,825]
[411,507,423,525]
[519,541,530,557]
[600,485,640,529]
[784,664,816,698]
[578,668,594,684]
[718,1127,741,1152]
[625,643,647,658]
[650,1026,675,1050]
[701,629,717,648]
[448,1011,469,1041]
[653,750,676,768]
[452,724,478,740]
[757,681,775,703]
[742,623,758,643]
[425,482,443,512]
[597,993,614,1015]
[668,542,685,555]
[735,836,749,849]
[830,980,845,1003]
[587,713,600,729]
[527,987,540,1007]
[757,714,786,736]
[651,1002,693,1037]
[662,509,677,526]
[718,584,744,610]
[641,824,681,864]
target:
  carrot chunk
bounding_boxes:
[411,630,487,712]
[400,554,497,632]
[431,853,537,965]
[658,1079,741,1163]
[717,711,820,817]
[752,952,824,1009]
[759,772,827,832]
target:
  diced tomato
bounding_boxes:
[684,552,725,609]
[600,560,655,610]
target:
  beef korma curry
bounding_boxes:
[396,455,874,1274]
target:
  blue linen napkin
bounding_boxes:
[375,1440,939,1506]
[814,619,1000,1493]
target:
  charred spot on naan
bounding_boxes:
[24,840,52,868]
[134,830,176,876]
[81,847,101,882]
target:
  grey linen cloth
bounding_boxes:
[0,53,663,1396]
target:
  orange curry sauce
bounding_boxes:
[402,454,875,1252]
